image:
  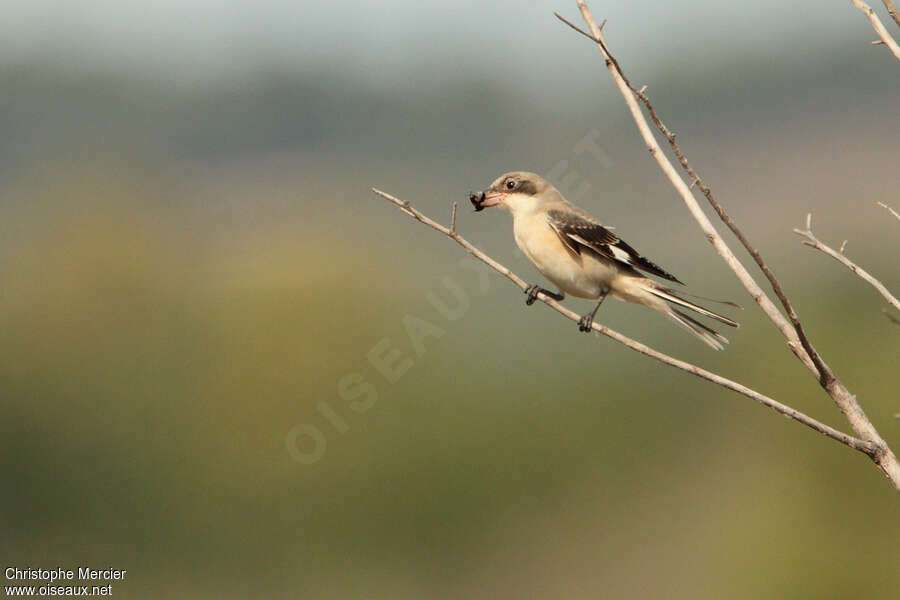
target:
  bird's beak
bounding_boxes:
[469,190,504,212]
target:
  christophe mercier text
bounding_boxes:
[5,568,127,582]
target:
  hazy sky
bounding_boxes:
[0,1,882,88]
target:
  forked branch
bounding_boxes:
[794,214,900,313]
[371,3,900,490]
[558,1,899,487]
[556,8,826,377]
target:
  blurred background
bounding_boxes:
[0,1,898,598]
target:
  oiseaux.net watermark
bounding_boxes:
[286,129,613,465]
[285,256,492,465]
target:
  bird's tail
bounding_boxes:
[644,286,739,351]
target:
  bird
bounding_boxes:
[469,171,739,350]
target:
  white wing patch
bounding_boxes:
[609,244,634,265]
[566,232,635,267]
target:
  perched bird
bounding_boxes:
[469,171,738,349]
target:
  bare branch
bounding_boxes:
[450,201,458,234]
[794,215,900,312]
[560,1,900,488]
[558,6,826,378]
[851,0,900,62]
[878,201,900,221]
[371,187,874,456]
[794,202,900,325]
[882,0,900,28]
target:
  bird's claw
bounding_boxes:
[524,284,541,306]
[578,314,594,332]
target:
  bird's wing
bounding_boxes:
[546,209,683,284]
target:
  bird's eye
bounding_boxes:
[505,180,516,190]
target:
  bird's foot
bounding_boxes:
[524,284,542,306]
[524,285,563,305]
[577,292,607,332]
[577,314,594,332]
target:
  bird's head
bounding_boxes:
[469,171,552,215]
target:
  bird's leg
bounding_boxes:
[578,291,608,332]
[524,284,564,306]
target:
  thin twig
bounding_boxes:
[794,215,900,312]
[851,0,900,62]
[882,0,900,28]
[450,201,458,233]
[561,1,900,488]
[878,201,900,221]
[371,187,874,455]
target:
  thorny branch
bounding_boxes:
[558,1,900,487]
[371,187,874,456]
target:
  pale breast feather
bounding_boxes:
[546,208,683,284]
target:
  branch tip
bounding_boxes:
[795,217,900,313]
[877,201,900,221]
[555,12,599,44]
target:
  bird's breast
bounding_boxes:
[513,213,614,299]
